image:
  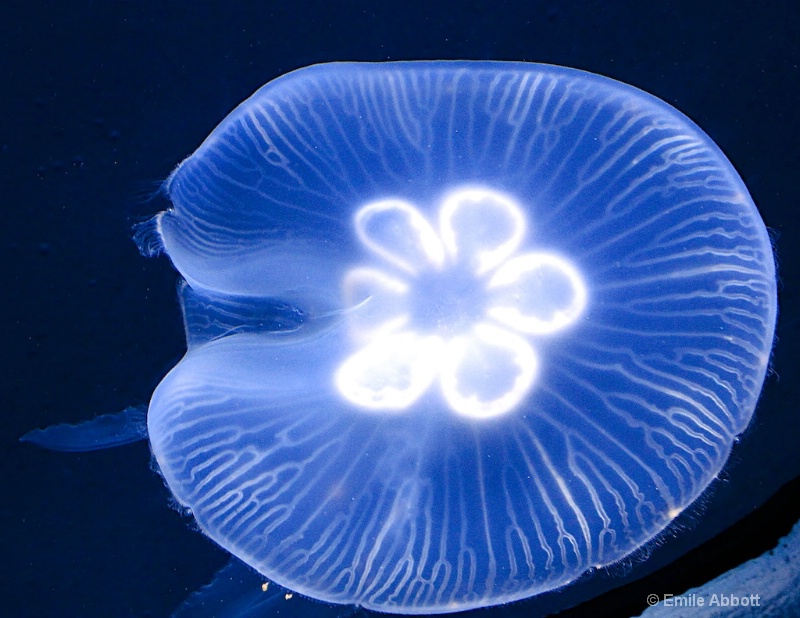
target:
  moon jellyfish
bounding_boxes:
[42,62,778,614]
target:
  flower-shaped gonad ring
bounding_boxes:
[335,187,587,419]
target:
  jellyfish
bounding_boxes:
[23,62,777,615]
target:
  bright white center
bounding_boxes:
[334,186,587,419]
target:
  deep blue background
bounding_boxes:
[3,2,798,617]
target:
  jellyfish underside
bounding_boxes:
[25,61,777,616]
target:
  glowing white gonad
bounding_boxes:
[336,333,445,410]
[335,186,588,419]
[488,254,588,335]
[441,323,539,418]
[353,199,445,274]
[439,188,527,276]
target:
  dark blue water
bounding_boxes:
[3,2,798,617]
